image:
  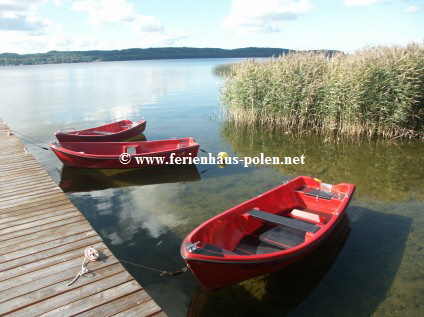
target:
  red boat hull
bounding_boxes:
[181,176,355,290]
[50,138,199,168]
[55,119,146,142]
[185,249,305,290]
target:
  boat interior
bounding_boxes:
[65,120,136,136]
[54,138,196,155]
[187,178,351,257]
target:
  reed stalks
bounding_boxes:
[220,43,424,140]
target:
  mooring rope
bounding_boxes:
[66,246,189,286]
[67,246,99,286]
[117,258,189,276]
[9,130,50,150]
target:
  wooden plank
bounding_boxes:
[0,160,40,171]
[0,219,87,250]
[0,192,68,212]
[0,215,85,242]
[0,246,115,292]
[0,234,102,272]
[0,166,44,176]
[0,222,93,255]
[0,190,64,209]
[0,207,76,230]
[0,210,82,236]
[113,299,162,317]
[0,187,62,204]
[0,171,49,190]
[0,241,106,282]
[0,167,45,177]
[0,151,35,159]
[0,229,98,263]
[0,159,35,165]
[0,179,55,196]
[0,167,44,178]
[78,290,152,317]
[0,147,33,154]
[39,280,141,317]
[0,178,51,192]
[0,264,128,315]
[0,199,72,222]
[0,155,34,161]
[0,184,59,201]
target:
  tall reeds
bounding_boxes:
[220,43,424,139]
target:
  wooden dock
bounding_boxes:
[0,120,166,317]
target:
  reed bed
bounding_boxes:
[213,63,235,77]
[220,43,424,140]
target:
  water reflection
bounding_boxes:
[69,182,200,317]
[220,122,424,202]
[289,205,412,316]
[60,164,200,193]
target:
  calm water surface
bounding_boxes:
[0,59,423,317]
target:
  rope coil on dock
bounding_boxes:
[67,246,99,286]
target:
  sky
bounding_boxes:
[0,0,423,54]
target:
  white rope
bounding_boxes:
[118,258,189,276]
[67,246,99,286]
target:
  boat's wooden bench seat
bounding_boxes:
[259,226,305,248]
[92,131,114,135]
[246,209,320,233]
[301,187,334,200]
[191,243,237,257]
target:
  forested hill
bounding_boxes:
[0,47,338,66]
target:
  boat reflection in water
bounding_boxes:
[59,163,201,193]
[188,214,351,317]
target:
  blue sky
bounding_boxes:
[0,0,422,54]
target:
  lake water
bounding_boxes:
[0,59,423,317]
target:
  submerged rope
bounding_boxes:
[67,246,99,286]
[118,258,189,276]
[10,130,50,150]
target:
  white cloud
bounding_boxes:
[0,0,56,52]
[222,0,314,34]
[72,0,187,47]
[0,29,102,53]
[0,0,47,11]
[71,0,167,33]
[344,0,387,6]
[72,0,134,26]
[129,15,164,33]
[0,0,187,52]
[0,12,48,31]
[0,0,104,54]
[0,0,50,32]
[404,5,421,13]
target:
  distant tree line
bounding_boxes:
[0,47,339,66]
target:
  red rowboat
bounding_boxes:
[181,176,355,290]
[55,119,147,142]
[50,138,199,168]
